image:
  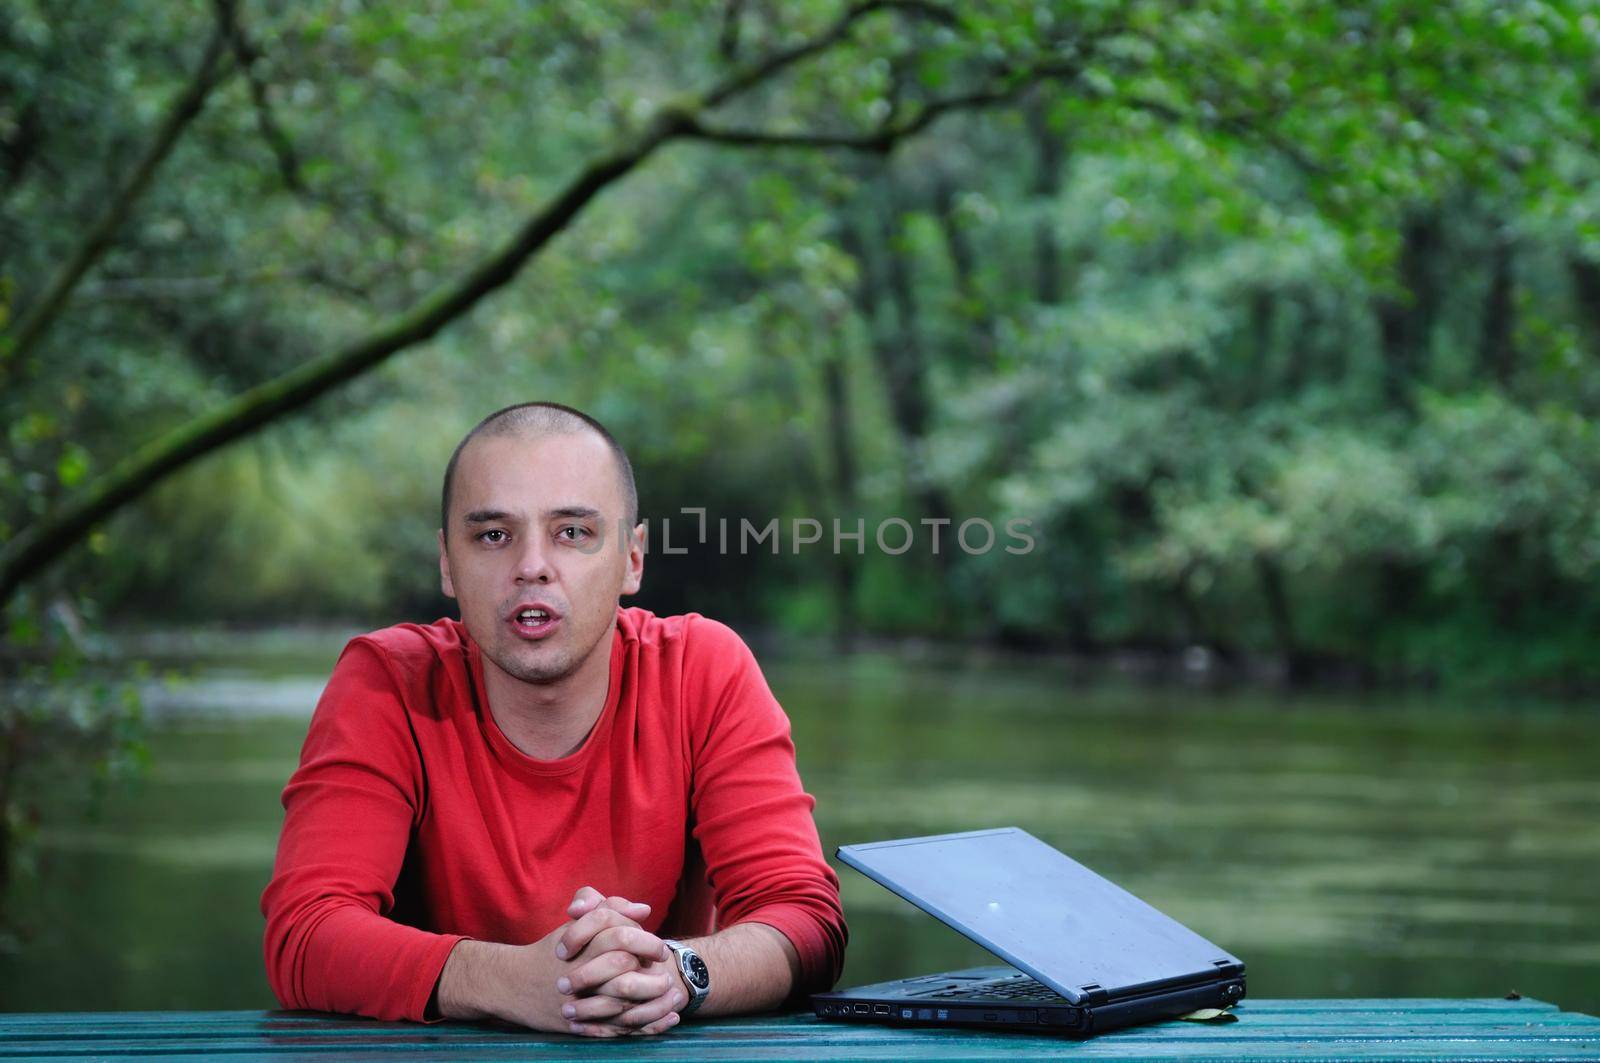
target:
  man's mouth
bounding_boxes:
[508,604,562,639]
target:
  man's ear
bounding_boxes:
[620,521,645,597]
[438,528,456,599]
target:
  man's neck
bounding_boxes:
[480,623,615,762]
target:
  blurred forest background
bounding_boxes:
[2,0,1599,1013]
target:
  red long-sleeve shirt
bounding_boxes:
[260,607,846,1021]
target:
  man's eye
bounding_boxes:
[558,526,589,541]
[478,530,508,544]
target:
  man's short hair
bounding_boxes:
[440,402,639,538]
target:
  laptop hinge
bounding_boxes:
[1211,959,1245,978]
[1078,982,1111,1006]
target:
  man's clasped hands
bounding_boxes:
[436,885,691,1038]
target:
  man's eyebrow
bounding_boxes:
[546,505,602,520]
[462,509,516,525]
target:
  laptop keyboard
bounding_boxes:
[927,977,1070,1004]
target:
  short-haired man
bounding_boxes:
[261,402,846,1037]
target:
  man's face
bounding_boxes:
[438,430,643,686]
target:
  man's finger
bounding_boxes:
[589,967,674,1004]
[555,907,635,961]
[559,949,640,995]
[613,986,685,1030]
[569,1012,679,1039]
[567,887,650,921]
[561,993,629,1023]
[606,894,651,918]
[567,886,607,917]
[629,1011,682,1037]
[588,926,670,967]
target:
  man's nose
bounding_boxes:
[514,538,554,584]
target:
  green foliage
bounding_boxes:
[3,0,1598,682]
[0,591,147,948]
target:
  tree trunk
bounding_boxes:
[1254,555,1307,684]
[876,200,961,540]
[931,175,996,367]
[1025,93,1068,305]
[839,202,958,537]
[1282,289,1319,394]
[1376,209,1443,414]
[1243,287,1275,408]
[0,100,42,199]
[1567,253,1600,357]
[820,351,861,647]
[1173,565,1208,647]
[1371,209,1442,633]
[1479,221,1516,387]
[1488,529,1525,630]
[0,716,21,936]
[837,192,969,634]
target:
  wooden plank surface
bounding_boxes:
[3,999,1599,1060]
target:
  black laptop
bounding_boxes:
[811,827,1246,1036]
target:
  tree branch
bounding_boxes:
[0,10,233,372]
[220,2,305,195]
[684,80,1049,153]
[222,4,414,242]
[76,266,372,303]
[1122,93,1332,179]
[699,0,955,109]
[686,24,1112,155]
[0,0,966,606]
[718,0,746,61]
[0,119,668,605]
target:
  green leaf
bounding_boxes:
[56,444,90,488]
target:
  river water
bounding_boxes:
[2,637,1596,1015]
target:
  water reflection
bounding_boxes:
[1,648,1595,1014]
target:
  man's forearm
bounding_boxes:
[675,922,801,1017]
[434,939,520,1022]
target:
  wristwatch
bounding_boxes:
[661,939,710,1017]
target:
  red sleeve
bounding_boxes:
[259,638,468,1020]
[681,616,847,994]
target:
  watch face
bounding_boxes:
[684,952,710,990]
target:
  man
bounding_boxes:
[260,402,846,1037]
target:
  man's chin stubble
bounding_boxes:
[499,659,576,684]
[490,642,581,685]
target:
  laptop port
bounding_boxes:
[853,1003,870,1015]
[873,1004,891,1015]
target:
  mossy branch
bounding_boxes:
[0,1,979,606]
[0,12,233,376]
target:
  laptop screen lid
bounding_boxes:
[838,827,1241,1006]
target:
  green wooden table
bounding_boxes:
[4,1000,1599,1060]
